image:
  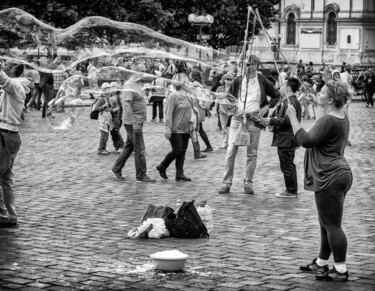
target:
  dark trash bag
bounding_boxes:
[141,204,175,223]
[164,200,209,239]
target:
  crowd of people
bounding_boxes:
[0,52,366,282]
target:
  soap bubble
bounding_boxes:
[0,7,230,74]
[46,97,85,130]
[0,8,239,130]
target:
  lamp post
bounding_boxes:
[188,13,214,59]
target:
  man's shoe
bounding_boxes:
[136,175,156,183]
[195,154,207,159]
[300,258,329,273]
[316,266,349,282]
[97,150,110,155]
[218,184,230,194]
[275,190,297,198]
[111,148,122,154]
[366,104,369,108]
[111,169,125,180]
[0,217,17,228]
[347,140,352,146]
[159,119,164,123]
[202,147,213,152]
[176,174,191,181]
[156,165,168,179]
[244,182,254,194]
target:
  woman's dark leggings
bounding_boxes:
[314,172,352,263]
[160,133,190,174]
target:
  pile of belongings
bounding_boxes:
[127,200,209,239]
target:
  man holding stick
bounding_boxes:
[218,55,280,194]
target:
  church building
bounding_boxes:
[255,0,375,64]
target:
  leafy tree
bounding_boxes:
[0,0,277,49]
[159,0,278,49]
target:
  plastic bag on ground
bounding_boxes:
[128,218,170,239]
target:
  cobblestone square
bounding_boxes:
[0,103,374,290]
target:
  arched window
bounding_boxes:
[286,13,296,45]
[327,12,337,45]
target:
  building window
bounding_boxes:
[327,12,337,45]
[286,13,296,44]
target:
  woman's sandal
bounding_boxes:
[300,258,329,273]
[316,266,349,282]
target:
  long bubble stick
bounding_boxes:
[254,8,289,105]
[257,18,310,96]
[239,5,253,108]
[243,6,257,113]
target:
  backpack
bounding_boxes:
[90,99,100,120]
[164,200,209,239]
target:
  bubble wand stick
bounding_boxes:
[254,8,290,106]
[243,6,257,112]
[239,6,253,110]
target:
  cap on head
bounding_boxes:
[109,82,121,89]
[101,82,111,89]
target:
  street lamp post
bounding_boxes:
[188,13,214,59]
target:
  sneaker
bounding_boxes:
[300,258,329,273]
[275,190,297,198]
[97,150,110,155]
[195,154,207,159]
[306,116,311,120]
[151,118,156,122]
[111,169,125,180]
[218,184,230,194]
[136,175,156,183]
[219,144,228,149]
[316,266,349,282]
[244,182,254,194]
[159,119,164,123]
[111,148,122,154]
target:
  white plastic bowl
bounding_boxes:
[150,250,189,272]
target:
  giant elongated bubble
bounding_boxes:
[46,65,238,130]
[0,8,239,130]
[0,8,230,73]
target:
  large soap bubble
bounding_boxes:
[47,97,85,130]
[0,8,230,73]
[0,8,239,130]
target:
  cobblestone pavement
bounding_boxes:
[0,102,374,291]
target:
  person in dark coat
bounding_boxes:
[262,77,302,198]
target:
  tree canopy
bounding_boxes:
[0,0,278,49]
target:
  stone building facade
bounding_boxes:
[254,0,375,64]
